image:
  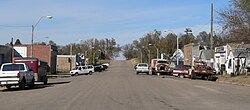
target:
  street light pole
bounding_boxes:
[31,15,53,57]
[149,43,158,59]
[156,47,159,59]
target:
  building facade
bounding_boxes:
[0,45,12,65]
[214,43,250,75]
[57,55,76,72]
[14,44,58,74]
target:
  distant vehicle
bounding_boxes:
[0,63,35,89]
[70,65,94,76]
[135,63,149,75]
[94,65,103,72]
[150,59,172,76]
[102,64,108,70]
[102,63,109,67]
[14,58,48,84]
[172,65,191,78]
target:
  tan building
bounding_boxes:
[184,43,194,65]
[57,55,76,72]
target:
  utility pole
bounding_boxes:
[176,34,179,66]
[210,3,214,49]
[70,45,72,70]
[11,38,14,63]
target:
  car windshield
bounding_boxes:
[157,61,167,63]
[2,64,25,71]
[138,64,148,67]
[73,67,79,70]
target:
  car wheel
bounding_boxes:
[191,72,196,80]
[179,74,184,78]
[6,85,11,89]
[89,72,92,75]
[75,73,79,76]
[136,72,139,75]
[146,72,149,75]
[157,73,161,76]
[43,77,48,85]
[30,78,35,88]
[19,79,26,90]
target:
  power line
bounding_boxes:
[0,25,30,28]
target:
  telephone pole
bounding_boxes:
[210,3,214,49]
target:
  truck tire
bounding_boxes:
[151,71,154,75]
[19,79,26,90]
[43,77,48,85]
[191,72,196,80]
[179,74,184,78]
[157,73,161,76]
[30,78,35,88]
[75,73,79,76]
[6,85,11,89]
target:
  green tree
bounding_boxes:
[48,40,57,46]
[14,39,22,45]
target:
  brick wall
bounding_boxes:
[14,44,58,74]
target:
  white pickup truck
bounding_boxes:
[0,63,35,89]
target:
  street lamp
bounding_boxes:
[164,28,192,66]
[92,46,95,65]
[149,43,159,59]
[31,15,53,57]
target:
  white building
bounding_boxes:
[214,43,250,75]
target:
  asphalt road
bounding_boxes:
[0,60,250,110]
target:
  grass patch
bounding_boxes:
[217,75,250,85]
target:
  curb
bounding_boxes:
[47,75,71,78]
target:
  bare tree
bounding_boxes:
[218,0,250,43]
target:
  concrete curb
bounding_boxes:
[47,74,71,78]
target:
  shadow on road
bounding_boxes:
[0,81,71,92]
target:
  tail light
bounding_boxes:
[17,73,20,78]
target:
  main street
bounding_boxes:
[0,60,249,110]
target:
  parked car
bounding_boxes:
[172,65,191,78]
[135,63,149,75]
[94,65,103,72]
[102,64,108,70]
[70,65,94,76]
[0,63,35,89]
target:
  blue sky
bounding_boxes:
[0,0,229,46]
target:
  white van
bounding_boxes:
[70,65,94,76]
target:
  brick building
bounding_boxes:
[0,45,12,65]
[14,44,58,74]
